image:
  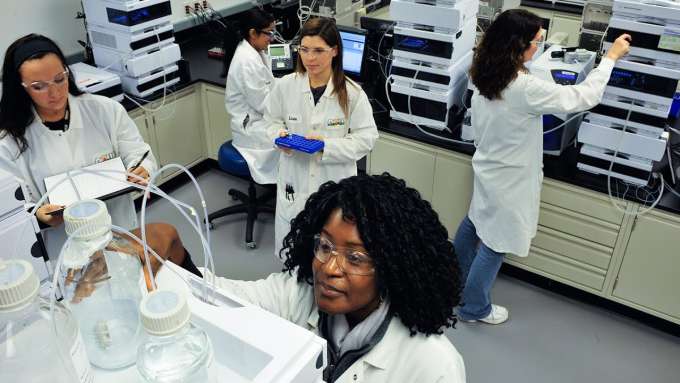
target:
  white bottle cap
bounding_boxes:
[140,290,191,336]
[0,259,39,311]
[64,199,111,240]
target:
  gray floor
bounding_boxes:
[140,170,680,383]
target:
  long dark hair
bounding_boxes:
[223,8,275,71]
[296,17,353,118]
[0,34,82,154]
[281,173,462,336]
[470,9,543,100]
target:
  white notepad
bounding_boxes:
[44,157,133,206]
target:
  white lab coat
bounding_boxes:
[0,93,157,259]
[468,57,615,257]
[209,271,466,383]
[225,40,279,184]
[265,73,379,254]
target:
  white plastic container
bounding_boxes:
[60,199,146,369]
[137,289,216,383]
[0,259,93,383]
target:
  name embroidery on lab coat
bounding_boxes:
[326,118,345,128]
[287,114,300,122]
[95,152,116,164]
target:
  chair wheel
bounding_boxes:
[246,241,257,249]
[228,190,239,201]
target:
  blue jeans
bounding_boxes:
[453,216,505,320]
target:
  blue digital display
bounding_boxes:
[612,70,632,78]
[130,9,151,23]
[400,37,428,49]
[553,71,577,80]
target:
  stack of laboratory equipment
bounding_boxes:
[530,44,596,155]
[388,0,479,131]
[0,259,93,383]
[59,199,146,369]
[0,169,50,281]
[82,0,181,98]
[577,0,680,185]
[137,289,216,382]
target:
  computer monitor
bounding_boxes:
[338,26,367,80]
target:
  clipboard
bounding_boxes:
[44,157,136,207]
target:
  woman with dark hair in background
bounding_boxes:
[453,9,631,324]
[0,34,201,277]
[224,8,279,183]
[204,173,466,382]
[265,17,378,257]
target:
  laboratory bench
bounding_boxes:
[122,26,680,330]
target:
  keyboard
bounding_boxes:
[275,134,325,154]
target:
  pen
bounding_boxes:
[129,150,150,172]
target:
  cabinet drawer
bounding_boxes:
[539,202,620,247]
[531,226,613,270]
[541,180,625,225]
[507,245,607,291]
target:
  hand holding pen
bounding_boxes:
[128,150,150,186]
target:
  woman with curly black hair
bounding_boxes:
[206,173,465,382]
[455,9,631,325]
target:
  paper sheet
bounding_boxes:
[44,157,132,206]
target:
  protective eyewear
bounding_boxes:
[259,29,276,38]
[298,47,334,57]
[530,38,545,48]
[313,234,375,276]
[22,69,69,92]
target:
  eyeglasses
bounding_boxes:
[298,46,334,57]
[259,29,276,38]
[530,39,545,47]
[313,234,374,276]
[22,69,69,92]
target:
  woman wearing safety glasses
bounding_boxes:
[0,34,201,277]
[452,9,632,325]
[205,173,466,382]
[265,17,378,258]
[224,8,280,183]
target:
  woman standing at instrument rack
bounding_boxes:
[453,9,631,324]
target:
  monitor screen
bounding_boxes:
[339,29,366,76]
[270,46,286,57]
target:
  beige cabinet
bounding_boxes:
[431,151,473,236]
[612,209,680,322]
[506,180,627,294]
[368,134,436,201]
[368,133,474,236]
[129,108,157,156]
[128,85,206,184]
[203,84,231,160]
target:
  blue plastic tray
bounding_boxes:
[275,134,325,154]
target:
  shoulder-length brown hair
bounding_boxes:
[296,18,353,117]
[470,9,543,100]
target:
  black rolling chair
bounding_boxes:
[207,140,275,249]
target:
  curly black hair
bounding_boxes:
[280,172,462,336]
[470,9,543,100]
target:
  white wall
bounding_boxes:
[0,0,256,65]
[0,0,86,65]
